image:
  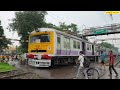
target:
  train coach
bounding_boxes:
[26,28,101,67]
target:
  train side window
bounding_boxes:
[77,42,80,49]
[87,44,89,50]
[64,41,66,48]
[63,37,66,48]
[87,44,90,50]
[89,45,91,51]
[73,40,77,49]
[94,46,96,51]
[67,42,70,49]
[95,46,97,51]
[57,37,60,44]
[67,39,70,49]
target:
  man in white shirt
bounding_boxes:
[75,51,88,79]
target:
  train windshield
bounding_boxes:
[30,34,50,43]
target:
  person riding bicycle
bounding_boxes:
[75,51,88,79]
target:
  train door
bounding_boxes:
[82,42,86,55]
[92,45,94,55]
[57,36,61,55]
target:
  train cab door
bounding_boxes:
[82,42,86,55]
[57,36,61,55]
[92,45,94,55]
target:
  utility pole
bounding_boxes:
[110,14,113,20]
[16,45,17,54]
[81,24,86,39]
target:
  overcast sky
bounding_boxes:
[0,11,120,51]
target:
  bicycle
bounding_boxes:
[72,61,100,79]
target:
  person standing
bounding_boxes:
[100,51,106,70]
[109,50,118,78]
[22,53,28,65]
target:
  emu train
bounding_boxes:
[26,28,107,67]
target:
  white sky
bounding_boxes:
[0,11,120,51]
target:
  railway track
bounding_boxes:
[0,72,32,79]
[0,69,42,79]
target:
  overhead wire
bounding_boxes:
[95,11,108,44]
[47,14,62,24]
[49,12,73,24]
[49,12,85,30]
[48,12,86,35]
[99,11,108,25]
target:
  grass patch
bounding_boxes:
[0,62,16,72]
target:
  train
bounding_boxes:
[26,28,111,67]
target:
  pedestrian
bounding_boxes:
[100,51,106,70]
[6,55,9,63]
[23,53,28,64]
[74,51,88,79]
[2,56,5,62]
[21,53,27,65]
[15,54,18,60]
[108,50,118,78]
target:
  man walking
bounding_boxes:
[109,50,118,78]
[75,51,88,79]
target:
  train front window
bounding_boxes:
[30,34,50,43]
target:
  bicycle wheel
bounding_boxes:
[87,68,99,79]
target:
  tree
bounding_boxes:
[59,22,70,32]
[99,42,114,49]
[58,23,80,35]
[44,22,88,40]
[0,20,11,53]
[45,22,79,34]
[99,42,119,53]
[9,11,47,53]
[16,45,22,54]
[44,23,60,30]
[69,23,79,35]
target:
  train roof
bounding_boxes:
[30,28,99,46]
[30,28,55,34]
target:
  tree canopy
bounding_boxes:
[9,11,47,53]
[0,20,11,53]
[99,42,119,53]
[45,22,79,35]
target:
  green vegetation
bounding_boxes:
[9,11,47,53]
[99,42,119,53]
[0,20,11,52]
[0,62,16,72]
[45,22,79,35]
